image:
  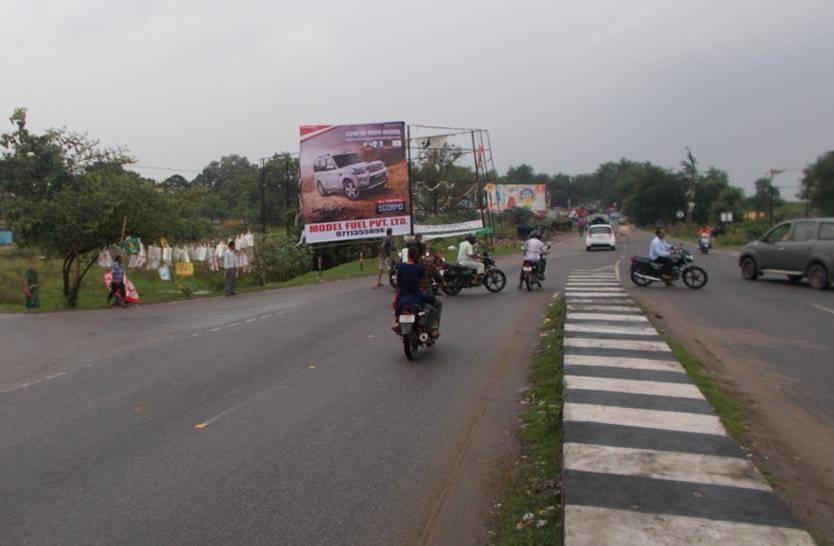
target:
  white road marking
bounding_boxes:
[565,375,702,399]
[614,259,621,283]
[245,318,256,323]
[810,303,834,316]
[565,292,629,298]
[191,333,200,337]
[44,371,67,380]
[260,314,273,319]
[565,337,671,352]
[564,403,726,435]
[564,506,816,546]
[567,298,634,305]
[566,287,625,292]
[209,327,222,332]
[568,304,641,312]
[565,354,684,373]
[564,443,769,491]
[226,322,241,328]
[568,313,648,322]
[566,323,658,336]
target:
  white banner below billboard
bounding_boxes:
[414,219,483,235]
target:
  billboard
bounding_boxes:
[299,122,411,244]
[486,184,547,213]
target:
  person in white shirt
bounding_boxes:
[519,230,548,288]
[457,234,483,279]
[649,229,674,280]
[223,241,238,296]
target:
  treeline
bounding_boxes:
[502,152,834,225]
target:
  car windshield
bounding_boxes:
[332,153,361,168]
[589,226,612,234]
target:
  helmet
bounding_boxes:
[465,233,476,243]
[529,229,542,239]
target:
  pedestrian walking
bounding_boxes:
[107,254,127,307]
[376,228,394,288]
[224,241,238,296]
[23,266,39,309]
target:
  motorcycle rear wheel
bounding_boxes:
[484,269,507,293]
[630,268,653,287]
[403,333,418,360]
[388,268,398,289]
[682,266,708,289]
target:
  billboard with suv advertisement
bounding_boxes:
[486,184,547,213]
[299,122,411,244]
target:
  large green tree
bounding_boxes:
[802,151,834,215]
[0,108,172,306]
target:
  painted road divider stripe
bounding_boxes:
[565,375,704,399]
[565,388,715,415]
[567,313,648,322]
[565,354,683,372]
[564,443,770,491]
[565,337,671,352]
[565,324,659,336]
[564,506,815,546]
[564,403,727,435]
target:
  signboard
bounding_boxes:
[720,212,734,223]
[414,220,484,234]
[486,184,547,213]
[299,122,410,244]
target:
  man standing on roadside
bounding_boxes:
[224,241,238,296]
[107,254,127,307]
[376,228,394,288]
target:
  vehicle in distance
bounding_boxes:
[313,152,388,200]
[586,224,616,251]
[739,218,834,290]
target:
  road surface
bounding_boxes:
[618,229,834,544]
[0,240,618,546]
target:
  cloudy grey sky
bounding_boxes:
[2,0,832,194]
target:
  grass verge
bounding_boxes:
[491,295,564,546]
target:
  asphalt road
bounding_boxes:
[0,239,622,546]
[617,230,834,544]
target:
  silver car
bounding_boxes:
[313,152,388,200]
[739,218,834,289]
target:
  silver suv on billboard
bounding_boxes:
[313,152,388,200]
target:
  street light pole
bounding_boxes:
[261,158,267,234]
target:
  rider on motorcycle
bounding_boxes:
[457,233,483,284]
[649,228,674,282]
[393,246,442,337]
[519,229,547,288]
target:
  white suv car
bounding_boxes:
[313,152,388,200]
[585,224,616,251]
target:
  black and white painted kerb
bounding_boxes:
[562,267,814,545]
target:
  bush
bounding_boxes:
[252,233,312,285]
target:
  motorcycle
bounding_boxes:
[394,279,442,360]
[389,254,447,289]
[698,236,712,254]
[630,247,708,289]
[520,258,546,291]
[442,252,506,295]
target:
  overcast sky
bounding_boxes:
[2,0,832,194]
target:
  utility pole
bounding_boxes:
[766,168,785,226]
[284,154,292,235]
[260,158,267,234]
[684,147,697,226]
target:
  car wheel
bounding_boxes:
[807,263,829,290]
[611,246,616,251]
[741,257,758,280]
[585,247,590,252]
[343,179,359,200]
[316,181,326,196]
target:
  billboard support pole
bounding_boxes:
[471,130,488,244]
[407,124,415,236]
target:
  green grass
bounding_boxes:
[0,238,525,313]
[492,296,564,546]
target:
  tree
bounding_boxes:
[504,164,534,184]
[709,186,745,225]
[0,108,171,307]
[802,151,834,216]
[693,168,730,224]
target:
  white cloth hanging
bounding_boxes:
[147,245,162,269]
[162,246,173,266]
[97,249,113,268]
